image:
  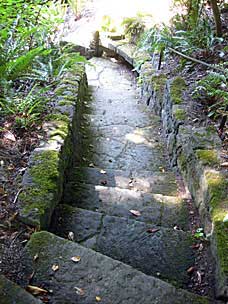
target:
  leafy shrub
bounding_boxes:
[192,71,228,118]
[121,15,145,44]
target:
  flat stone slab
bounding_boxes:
[67,167,178,195]
[26,231,211,304]
[52,205,194,286]
[0,275,42,304]
[63,184,188,229]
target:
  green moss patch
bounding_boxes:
[19,150,60,229]
[173,108,186,121]
[170,76,186,104]
[151,74,167,93]
[196,149,219,166]
[214,220,228,276]
[205,170,228,284]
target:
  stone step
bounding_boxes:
[63,183,188,229]
[26,231,212,304]
[81,113,161,130]
[51,205,194,287]
[67,167,179,196]
[0,275,42,304]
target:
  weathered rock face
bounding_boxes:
[26,231,211,304]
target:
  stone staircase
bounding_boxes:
[25,57,216,303]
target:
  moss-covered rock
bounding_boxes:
[18,65,88,229]
[204,170,228,297]
[196,149,220,166]
[170,76,186,104]
[19,150,60,229]
[173,107,186,121]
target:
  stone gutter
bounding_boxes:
[101,38,228,300]
[18,64,88,230]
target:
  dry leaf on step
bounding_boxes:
[147,228,160,234]
[71,256,81,263]
[96,296,102,302]
[52,264,59,272]
[27,285,48,295]
[129,210,141,217]
[75,287,85,296]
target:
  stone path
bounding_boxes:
[27,58,214,303]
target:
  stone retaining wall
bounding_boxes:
[18,64,88,230]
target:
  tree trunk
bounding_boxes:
[210,0,223,37]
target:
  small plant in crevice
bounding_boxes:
[194,227,205,239]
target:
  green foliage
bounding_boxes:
[101,15,117,33]
[68,0,86,17]
[0,0,87,130]
[194,227,205,239]
[192,71,228,118]
[121,14,146,44]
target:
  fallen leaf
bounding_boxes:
[27,285,48,295]
[187,266,195,274]
[3,130,16,142]
[100,169,106,174]
[74,287,85,296]
[33,254,39,261]
[147,228,160,234]
[100,180,107,186]
[52,264,59,272]
[68,231,74,241]
[71,256,81,263]
[129,210,141,217]
[96,296,102,302]
[196,271,202,284]
[0,187,5,195]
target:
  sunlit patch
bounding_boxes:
[64,0,174,46]
[125,133,146,144]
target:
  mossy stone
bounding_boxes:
[173,108,186,121]
[19,150,60,229]
[196,149,220,166]
[170,76,186,104]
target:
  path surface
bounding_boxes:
[27,58,213,303]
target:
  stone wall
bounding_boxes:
[18,64,88,230]
[139,58,228,300]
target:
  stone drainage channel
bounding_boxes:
[28,57,219,303]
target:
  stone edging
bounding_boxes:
[102,39,228,300]
[18,64,88,230]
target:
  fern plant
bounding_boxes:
[0,47,48,81]
[192,71,228,118]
